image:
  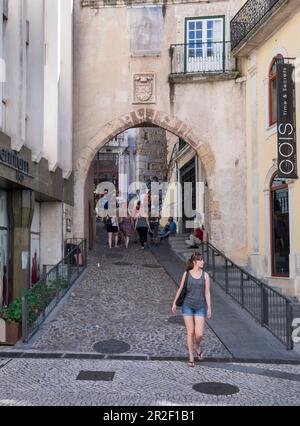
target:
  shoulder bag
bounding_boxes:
[176,272,189,307]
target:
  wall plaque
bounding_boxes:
[129,5,162,56]
[133,73,155,104]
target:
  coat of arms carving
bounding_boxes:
[133,73,155,104]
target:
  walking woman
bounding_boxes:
[120,212,134,249]
[172,253,212,367]
[135,212,150,249]
[106,214,119,249]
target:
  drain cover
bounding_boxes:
[113,262,133,266]
[93,339,131,354]
[168,316,185,326]
[193,382,239,396]
[141,264,162,269]
[77,371,115,382]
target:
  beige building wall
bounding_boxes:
[73,0,247,262]
[242,10,300,298]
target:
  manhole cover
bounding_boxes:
[141,264,162,269]
[193,382,240,396]
[168,316,185,326]
[93,339,131,354]
[113,262,133,266]
[76,371,115,381]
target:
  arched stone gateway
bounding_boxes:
[73,108,215,241]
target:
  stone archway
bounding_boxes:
[73,108,215,239]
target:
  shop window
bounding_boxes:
[0,191,8,307]
[30,202,41,287]
[269,55,283,127]
[270,174,289,277]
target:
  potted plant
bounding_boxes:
[0,299,22,345]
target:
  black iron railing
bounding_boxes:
[22,239,87,343]
[199,241,294,349]
[231,0,286,50]
[169,41,236,75]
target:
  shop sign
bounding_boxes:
[0,148,33,182]
[277,62,298,179]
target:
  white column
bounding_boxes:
[43,0,60,171]
[58,0,73,178]
[5,0,27,151]
[26,0,44,162]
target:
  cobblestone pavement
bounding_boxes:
[31,232,230,358]
[0,358,299,406]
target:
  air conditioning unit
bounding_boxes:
[3,0,8,20]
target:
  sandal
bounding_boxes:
[197,352,204,362]
[188,360,195,368]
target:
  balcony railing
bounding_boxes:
[169,42,236,75]
[231,0,285,50]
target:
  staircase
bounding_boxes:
[168,233,198,262]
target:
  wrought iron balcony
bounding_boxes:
[231,0,287,51]
[169,42,236,76]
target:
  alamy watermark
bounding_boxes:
[95,178,205,228]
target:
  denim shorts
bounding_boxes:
[181,303,207,317]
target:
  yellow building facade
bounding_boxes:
[232,0,300,299]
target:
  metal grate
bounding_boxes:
[76,371,115,381]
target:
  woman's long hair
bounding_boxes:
[186,252,204,271]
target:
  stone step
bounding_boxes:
[169,241,192,249]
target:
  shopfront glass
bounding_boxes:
[30,202,41,287]
[0,191,9,307]
[271,176,290,276]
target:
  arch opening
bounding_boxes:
[75,110,214,249]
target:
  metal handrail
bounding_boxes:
[199,241,294,349]
[22,239,87,343]
[230,0,286,50]
[169,41,236,75]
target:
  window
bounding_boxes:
[178,138,187,152]
[270,174,289,277]
[30,203,41,287]
[186,17,224,72]
[269,55,283,126]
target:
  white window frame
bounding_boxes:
[185,17,224,73]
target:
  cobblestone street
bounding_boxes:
[0,357,300,406]
[30,228,230,358]
[1,228,300,406]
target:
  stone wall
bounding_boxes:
[136,127,167,183]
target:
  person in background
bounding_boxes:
[185,224,205,248]
[120,211,135,249]
[106,213,119,249]
[135,211,150,249]
[160,217,177,241]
